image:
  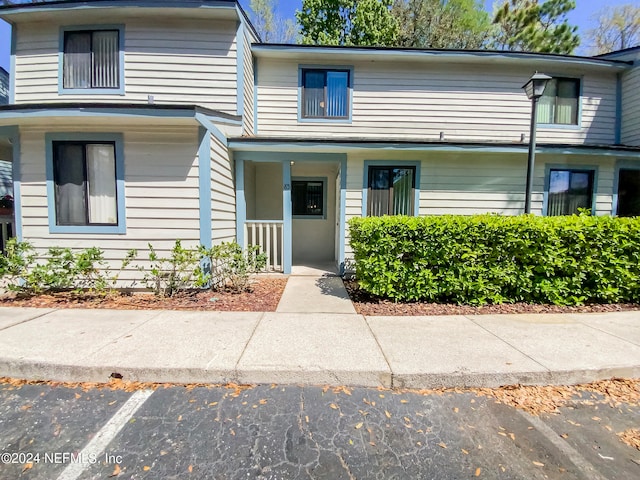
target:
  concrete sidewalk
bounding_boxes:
[0,307,638,388]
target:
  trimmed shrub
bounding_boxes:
[348,214,640,305]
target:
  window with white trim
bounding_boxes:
[53,141,118,225]
[63,30,120,89]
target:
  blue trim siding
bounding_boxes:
[611,158,640,215]
[235,157,246,248]
[45,132,126,234]
[58,24,126,96]
[338,157,347,275]
[282,161,292,274]
[297,64,354,124]
[542,163,599,216]
[198,127,212,248]
[9,22,16,104]
[362,160,421,217]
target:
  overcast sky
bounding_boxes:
[0,0,633,72]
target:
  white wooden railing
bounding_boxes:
[0,215,14,253]
[244,220,284,272]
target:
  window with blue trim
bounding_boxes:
[301,69,349,119]
[63,29,120,89]
[547,169,594,216]
[538,77,579,125]
[53,141,118,226]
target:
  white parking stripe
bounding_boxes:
[518,411,610,480]
[57,389,154,480]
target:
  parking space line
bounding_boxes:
[56,389,154,480]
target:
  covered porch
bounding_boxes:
[234,152,347,274]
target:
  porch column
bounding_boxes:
[235,158,246,248]
[283,160,292,274]
[338,157,347,275]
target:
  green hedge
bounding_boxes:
[348,214,640,305]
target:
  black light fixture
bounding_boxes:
[522,72,551,214]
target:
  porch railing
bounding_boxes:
[244,220,284,272]
[0,215,14,254]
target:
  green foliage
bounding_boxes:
[296,0,398,46]
[249,0,298,43]
[139,240,199,297]
[587,4,640,55]
[492,0,580,54]
[348,215,640,305]
[197,242,267,293]
[392,0,493,49]
[0,239,132,295]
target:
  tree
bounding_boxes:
[586,4,640,55]
[296,0,398,46]
[492,0,580,54]
[392,0,493,49]
[249,0,297,43]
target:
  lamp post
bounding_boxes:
[522,72,551,214]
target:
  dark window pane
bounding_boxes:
[302,69,349,119]
[548,169,594,216]
[292,181,323,216]
[54,143,87,225]
[617,169,640,217]
[63,32,92,89]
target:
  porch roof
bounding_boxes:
[227,137,640,158]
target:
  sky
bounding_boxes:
[0,0,635,72]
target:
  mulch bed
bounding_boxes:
[0,277,288,312]
[344,280,640,316]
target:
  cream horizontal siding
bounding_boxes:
[14,18,237,112]
[18,125,201,285]
[343,152,616,261]
[211,134,236,244]
[242,27,255,135]
[257,59,617,145]
[621,66,640,146]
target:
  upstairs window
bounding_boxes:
[63,30,120,90]
[547,169,594,216]
[538,77,580,125]
[301,69,350,119]
[367,166,415,216]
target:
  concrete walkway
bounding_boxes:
[0,307,638,389]
[276,270,357,314]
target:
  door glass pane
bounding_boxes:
[303,71,325,117]
[392,168,414,215]
[63,32,91,89]
[54,143,86,225]
[86,144,117,224]
[368,168,390,216]
[617,169,640,217]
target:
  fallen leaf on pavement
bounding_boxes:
[532,461,544,467]
[475,467,481,476]
[22,463,33,472]
[109,464,121,477]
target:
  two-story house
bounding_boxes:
[0,0,639,278]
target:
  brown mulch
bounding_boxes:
[344,280,640,316]
[0,277,288,312]
[618,428,640,451]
